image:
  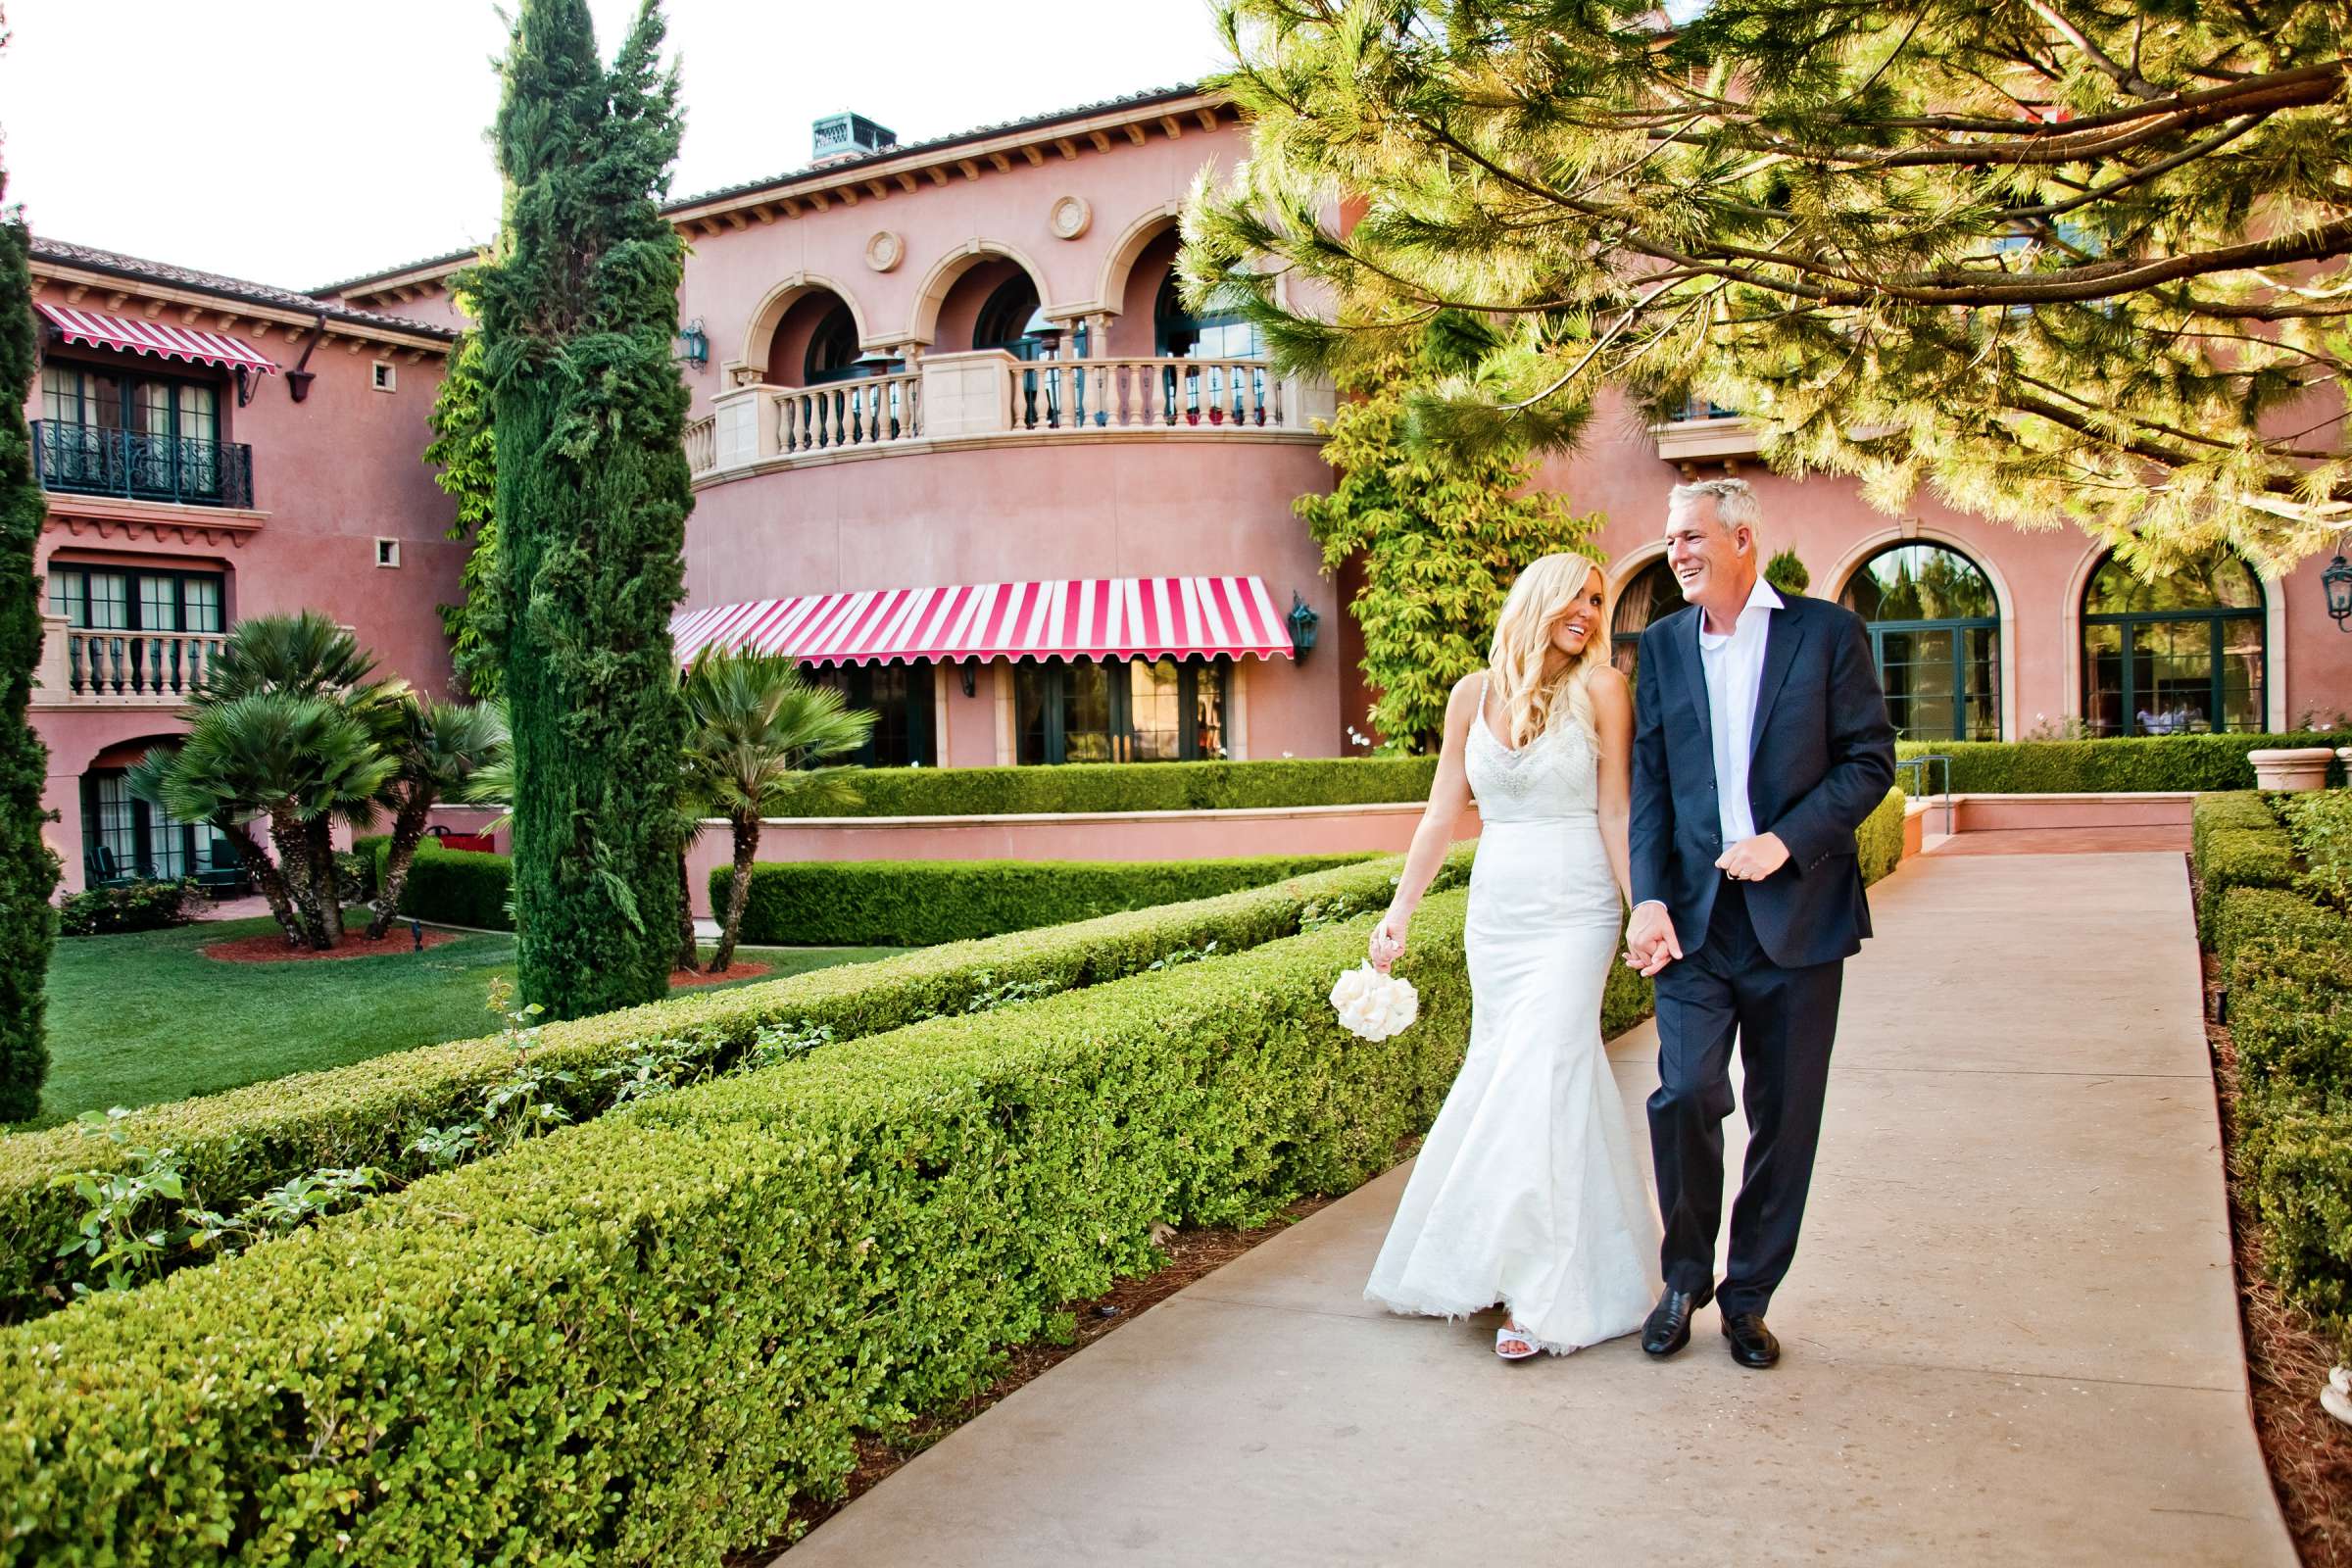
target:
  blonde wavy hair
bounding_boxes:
[1487,553,1611,749]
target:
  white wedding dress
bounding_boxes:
[1363,691,1661,1353]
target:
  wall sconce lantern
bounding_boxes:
[675,318,710,369]
[2326,543,2352,631]
[959,658,978,698]
[1286,592,1321,659]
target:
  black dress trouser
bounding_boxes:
[1646,878,1843,1317]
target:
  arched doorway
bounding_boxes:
[1609,555,1686,677]
[761,288,885,387]
[2082,548,2266,735]
[1838,543,2001,741]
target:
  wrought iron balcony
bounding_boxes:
[30,420,255,510]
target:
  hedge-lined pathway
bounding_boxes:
[780,850,2294,1566]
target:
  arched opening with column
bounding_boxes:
[908,242,1056,354]
[1607,551,1686,678]
[2080,547,2268,736]
[1837,541,2003,741]
[738,274,873,388]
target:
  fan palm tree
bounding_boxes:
[132,692,396,949]
[196,610,396,709]
[681,651,871,972]
[366,697,512,938]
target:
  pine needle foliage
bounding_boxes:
[465,0,692,1019]
[1302,318,1602,752]
[0,153,59,1123]
[1184,1,2352,573]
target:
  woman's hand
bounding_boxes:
[1368,905,1411,973]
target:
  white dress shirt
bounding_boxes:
[1696,575,1785,844]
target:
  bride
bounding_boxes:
[1363,552,1661,1359]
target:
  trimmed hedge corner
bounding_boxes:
[1902,733,2345,795]
[716,853,1378,947]
[0,853,1448,1319]
[0,893,1478,1564]
[2189,792,2296,941]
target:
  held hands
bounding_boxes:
[1715,831,1790,884]
[1625,901,1681,978]
[1368,904,1412,974]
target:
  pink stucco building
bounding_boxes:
[24,82,2352,891]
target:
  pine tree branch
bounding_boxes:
[2022,0,2167,98]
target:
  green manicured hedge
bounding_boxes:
[1900,733,2345,795]
[766,755,1440,817]
[2189,793,2296,941]
[718,853,1378,947]
[1858,785,1907,886]
[362,834,514,931]
[0,892,1478,1564]
[0,854,1446,1319]
[2191,796,2352,1355]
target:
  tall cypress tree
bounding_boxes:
[0,153,61,1120]
[467,0,690,1018]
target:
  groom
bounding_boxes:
[1624,478,1896,1369]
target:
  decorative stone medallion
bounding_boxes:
[865,230,905,272]
[1049,195,1093,241]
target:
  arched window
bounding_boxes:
[974,275,1051,360]
[2082,549,2266,736]
[802,303,866,385]
[1839,543,2001,741]
[1609,556,1687,678]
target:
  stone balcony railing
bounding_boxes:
[689,351,1335,479]
[31,613,224,709]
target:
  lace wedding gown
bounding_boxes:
[1363,695,1661,1353]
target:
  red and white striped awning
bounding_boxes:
[35,304,280,377]
[672,576,1296,668]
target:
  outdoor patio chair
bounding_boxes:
[83,844,138,890]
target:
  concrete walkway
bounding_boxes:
[783,853,2294,1566]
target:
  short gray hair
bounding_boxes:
[1669,477,1763,540]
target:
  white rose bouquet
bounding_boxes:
[1329,962,1420,1042]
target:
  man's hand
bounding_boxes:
[1715,832,1790,884]
[1626,901,1682,978]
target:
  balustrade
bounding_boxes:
[684,416,716,475]
[1012,357,1285,432]
[61,627,226,703]
[774,371,922,456]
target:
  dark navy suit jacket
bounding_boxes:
[1629,591,1897,969]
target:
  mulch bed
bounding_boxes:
[669,961,771,989]
[2194,861,2352,1568]
[737,1192,1341,1561]
[203,927,461,963]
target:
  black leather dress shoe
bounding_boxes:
[1641,1283,1713,1357]
[1721,1311,1781,1369]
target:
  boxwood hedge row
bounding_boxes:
[1900,733,2344,796]
[0,894,1479,1566]
[2190,794,2352,1355]
[762,755,1441,816]
[716,853,1378,947]
[358,834,515,931]
[0,854,1450,1321]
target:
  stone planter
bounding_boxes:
[2247,747,2336,791]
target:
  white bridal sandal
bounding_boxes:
[1495,1320,1542,1361]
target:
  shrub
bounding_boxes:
[2189,791,2298,941]
[368,835,514,930]
[0,893,1480,1563]
[2242,1104,2352,1353]
[55,879,196,938]
[1857,785,1906,886]
[2211,886,2350,983]
[0,854,1458,1318]
[765,755,1440,818]
[2280,789,2352,910]
[2189,790,2278,868]
[2231,962,2352,1106]
[1902,733,2344,795]
[718,853,1379,947]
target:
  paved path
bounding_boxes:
[783,853,2293,1566]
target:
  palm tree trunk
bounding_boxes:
[304,817,343,950]
[222,820,302,947]
[710,812,759,973]
[268,805,327,948]
[676,851,701,972]
[368,789,436,940]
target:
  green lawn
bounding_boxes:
[30,916,894,1125]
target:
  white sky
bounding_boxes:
[0,0,1232,290]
